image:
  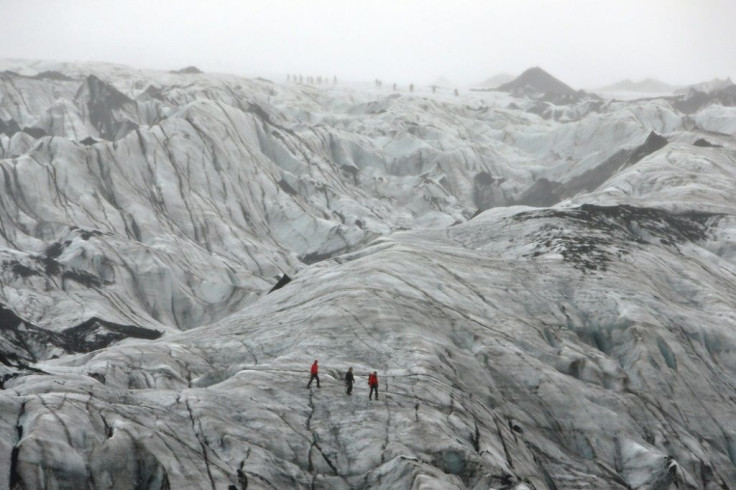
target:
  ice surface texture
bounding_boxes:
[1,60,736,488]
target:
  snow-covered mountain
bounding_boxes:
[1,59,736,489]
[497,67,587,105]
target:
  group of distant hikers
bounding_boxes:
[306,360,379,400]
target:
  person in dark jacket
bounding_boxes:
[307,360,320,388]
[345,367,355,395]
[368,371,378,400]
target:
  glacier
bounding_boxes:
[1,60,736,488]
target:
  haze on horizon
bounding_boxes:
[1,0,735,89]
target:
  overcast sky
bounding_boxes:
[1,0,734,88]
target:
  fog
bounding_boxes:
[1,0,734,88]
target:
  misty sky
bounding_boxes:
[2,0,735,88]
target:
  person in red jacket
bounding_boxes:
[368,371,378,400]
[307,360,320,388]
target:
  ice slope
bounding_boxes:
[4,203,736,489]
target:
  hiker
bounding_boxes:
[368,371,379,400]
[345,367,355,395]
[307,360,320,388]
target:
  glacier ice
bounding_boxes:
[1,60,736,488]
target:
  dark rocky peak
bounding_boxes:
[499,67,577,96]
[0,119,47,139]
[170,66,203,74]
[74,75,137,140]
[268,274,292,293]
[671,81,736,114]
[62,317,163,353]
[693,138,721,148]
[629,131,668,163]
[75,74,132,109]
[0,118,21,136]
[713,84,736,105]
[20,127,47,139]
[0,305,25,331]
[1,303,162,365]
[517,131,668,207]
[672,89,712,114]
